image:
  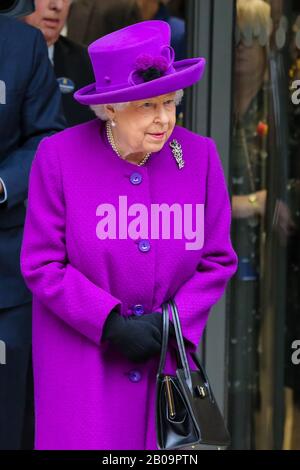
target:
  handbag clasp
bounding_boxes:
[165,376,176,419]
[196,385,207,398]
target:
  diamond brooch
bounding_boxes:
[169,139,184,169]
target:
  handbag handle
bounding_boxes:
[157,302,170,377]
[157,300,193,394]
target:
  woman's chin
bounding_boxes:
[144,139,167,153]
[146,144,164,154]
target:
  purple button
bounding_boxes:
[138,239,150,253]
[133,304,144,316]
[130,172,142,185]
[128,370,142,383]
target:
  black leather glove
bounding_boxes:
[102,309,174,363]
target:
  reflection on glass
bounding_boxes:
[283,2,300,450]
[229,0,271,450]
[228,0,300,450]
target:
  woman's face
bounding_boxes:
[235,38,266,79]
[106,92,177,157]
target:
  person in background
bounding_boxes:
[23,0,95,126]
[228,0,272,449]
[67,0,186,59]
[137,0,186,60]
[67,0,142,46]
[0,10,65,449]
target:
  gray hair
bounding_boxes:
[90,89,184,121]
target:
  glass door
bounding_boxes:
[228,0,300,450]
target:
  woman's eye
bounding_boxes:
[142,102,153,108]
[165,100,175,105]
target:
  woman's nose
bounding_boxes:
[156,106,169,125]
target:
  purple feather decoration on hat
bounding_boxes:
[134,54,155,71]
[134,54,169,73]
[129,53,171,84]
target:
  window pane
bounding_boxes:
[228,0,300,450]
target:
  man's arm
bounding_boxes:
[0,28,65,210]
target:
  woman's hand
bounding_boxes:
[102,309,173,363]
[232,190,267,219]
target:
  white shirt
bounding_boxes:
[48,44,54,66]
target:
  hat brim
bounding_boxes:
[74,57,206,105]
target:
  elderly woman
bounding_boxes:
[20,20,237,450]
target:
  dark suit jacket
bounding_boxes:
[54,36,95,126]
[0,15,65,309]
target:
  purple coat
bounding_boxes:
[20,119,237,450]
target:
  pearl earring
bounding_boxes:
[111,119,116,127]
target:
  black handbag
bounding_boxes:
[155,299,231,450]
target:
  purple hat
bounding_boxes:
[74,20,206,105]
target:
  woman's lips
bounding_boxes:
[148,132,166,140]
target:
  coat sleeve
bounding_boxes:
[20,137,122,345]
[170,137,238,353]
[0,28,65,210]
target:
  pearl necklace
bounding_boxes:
[105,120,151,166]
